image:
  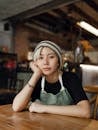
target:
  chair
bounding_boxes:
[0,89,17,105]
[15,78,24,92]
[84,85,98,119]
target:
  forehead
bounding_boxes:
[40,47,56,54]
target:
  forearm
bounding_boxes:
[29,100,90,118]
[43,101,90,118]
[12,73,40,112]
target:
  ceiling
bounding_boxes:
[0,0,98,43]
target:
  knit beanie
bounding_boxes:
[33,40,62,69]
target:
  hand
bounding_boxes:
[29,101,45,113]
[29,61,42,77]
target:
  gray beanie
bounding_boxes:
[33,40,62,69]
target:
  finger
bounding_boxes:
[29,105,34,112]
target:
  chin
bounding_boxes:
[43,70,57,76]
[42,71,52,76]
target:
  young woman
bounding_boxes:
[12,40,90,118]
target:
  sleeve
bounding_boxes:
[63,72,88,104]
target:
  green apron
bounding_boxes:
[40,74,73,105]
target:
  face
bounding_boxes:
[36,47,59,76]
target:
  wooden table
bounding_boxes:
[0,104,98,130]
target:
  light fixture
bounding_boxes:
[77,21,98,36]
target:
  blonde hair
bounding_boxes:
[33,47,42,61]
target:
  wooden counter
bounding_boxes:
[0,104,98,130]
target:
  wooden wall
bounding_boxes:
[14,24,76,62]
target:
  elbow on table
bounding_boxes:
[80,107,91,119]
[84,110,91,119]
[12,103,23,112]
[77,100,91,119]
[12,105,20,112]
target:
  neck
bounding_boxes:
[45,70,61,83]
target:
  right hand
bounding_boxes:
[29,61,42,77]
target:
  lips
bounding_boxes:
[43,68,50,71]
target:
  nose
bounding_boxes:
[43,57,49,65]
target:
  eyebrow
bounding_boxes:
[40,52,56,56]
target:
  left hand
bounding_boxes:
[29,101,45,113]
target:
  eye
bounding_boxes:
[38,56,43,60]
[49,55,55,59]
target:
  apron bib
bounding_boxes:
[40,74,73,105]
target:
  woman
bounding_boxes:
[12,40,90,118]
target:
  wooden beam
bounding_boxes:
[7,0,79,21]
[84,0,98,12]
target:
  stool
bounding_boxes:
[84,85,98,119]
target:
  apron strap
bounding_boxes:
[41,76,45,91]
[41,73,65,92]
[59,73,65,91]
